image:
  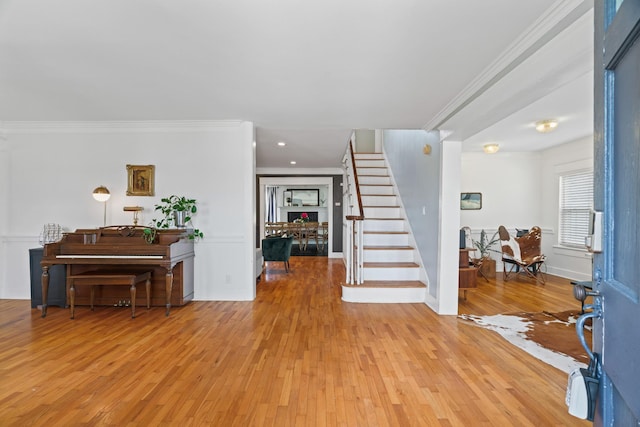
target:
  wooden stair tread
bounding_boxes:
[363,246,413,250]
[363,231,409,234]
[342,280,426,288]
[365,217,404,221]
[364,262,419,268]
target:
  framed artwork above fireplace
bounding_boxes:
[288,189,319,206]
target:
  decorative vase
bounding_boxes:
[173,211,187,228]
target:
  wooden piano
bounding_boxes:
[40,226,195,318]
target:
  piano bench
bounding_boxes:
[67,271,152,319]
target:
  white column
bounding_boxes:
[435,138,462,315]
[0,135,8,297]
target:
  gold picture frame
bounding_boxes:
[126,164,155,196]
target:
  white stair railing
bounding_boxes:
[342,140,364,285]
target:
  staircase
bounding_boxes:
[342,152,427,303]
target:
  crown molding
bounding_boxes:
[424,0,593,132]
[256,167,343,176]
[0,120,246,134]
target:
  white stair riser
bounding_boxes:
[363,267,420,281]
[360,185,394,195]
[357,167,387,176]
[364,249,414,263]
[359,176,391,185]
[364,206,401,217]
[342,286,426,303]
[361,195,397,205]
[356,159,386,167]
[354,154,384,160]
[363,233,409,246]
[364,220,405,232]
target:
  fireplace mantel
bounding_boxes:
[278,206,328,223]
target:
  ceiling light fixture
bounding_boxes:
[290,161,296,165]
[483,143,500,154]
[277,141,286,147]
[535,119,558,133]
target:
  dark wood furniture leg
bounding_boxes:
[130,282,137,318]
[165,270,173,316]
[146,277,151,310]
[41,267,50,318]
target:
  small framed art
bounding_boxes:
[460,192,482,210]
[126,164,155,196]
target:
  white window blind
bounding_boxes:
[559,171,593,247]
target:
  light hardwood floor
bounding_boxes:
[0,257,588,426]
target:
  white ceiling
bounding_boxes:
[0,1,593,168]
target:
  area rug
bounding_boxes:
[459,310,591,374]
[290,243,327,257]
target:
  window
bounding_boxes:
[559,170,593,247]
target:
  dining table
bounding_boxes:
[264,221,327,252]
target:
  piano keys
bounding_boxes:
[40,226,195,318]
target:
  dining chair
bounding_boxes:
[288,222,305,251]
[318,221,329,252]
[304,222,319,251]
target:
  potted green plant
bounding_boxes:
[150,195,204,240]
[141,227,157,244]
[472,229,500,278]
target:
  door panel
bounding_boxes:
[595,0,640,423]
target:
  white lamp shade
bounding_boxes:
[92,186,111,202]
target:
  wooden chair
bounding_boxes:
[265,222,284,237]
[303,222,319,251]
[318,222,329,252]
[498,225,546,284]
[287,222,305,251]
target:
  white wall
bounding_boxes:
[1,137,10,298]
[0,121,257,301]
[354,129,375,153]
[461,152,542,229]
[541,136,593,280]
[460,135,593,281]
[460,150,542,268]
[383,130,457,313]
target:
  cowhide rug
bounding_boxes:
[459,310,592,374]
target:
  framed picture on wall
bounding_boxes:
[288,188,319,206]
[460,192,482,210]
[126,164,155,196]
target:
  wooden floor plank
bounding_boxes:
[0,256,587,426]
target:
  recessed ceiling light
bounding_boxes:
[277,141,286,147]
[290,161,296,165]
[535,119,558,133]
[483,143,500,154]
